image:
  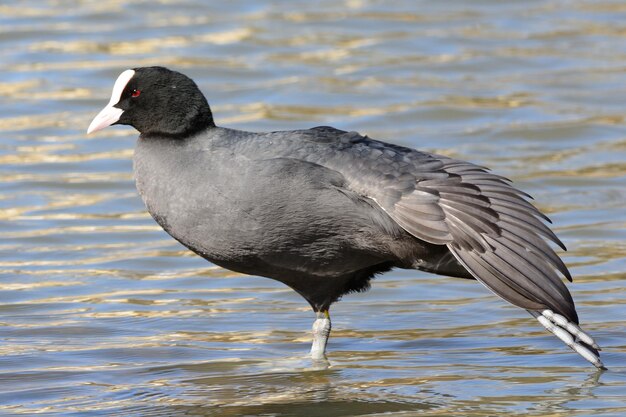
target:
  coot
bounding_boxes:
[88,66,604,369]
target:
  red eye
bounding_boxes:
[131,89,141,98]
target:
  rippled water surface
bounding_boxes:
[1,1,626,416]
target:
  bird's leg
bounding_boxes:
[529,309,606,369]
[310,310,331,361]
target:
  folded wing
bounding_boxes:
[327,130,577,323]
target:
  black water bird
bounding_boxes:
[88,66,604,369]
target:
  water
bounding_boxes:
[1,1,625,416]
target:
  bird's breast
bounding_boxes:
[132,141,270,264]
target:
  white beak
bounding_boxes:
[87,105,124,134]
[87,69,135,134]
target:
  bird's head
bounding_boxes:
[87,66,214,137]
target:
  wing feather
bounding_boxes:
[299,128,576,323]
[347,141,574,321]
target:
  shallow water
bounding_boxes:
[1,1,625,416]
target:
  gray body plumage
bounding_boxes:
[134,125,575,322]
[134,126,465,310]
